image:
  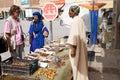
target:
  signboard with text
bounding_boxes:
[43,2,58,21]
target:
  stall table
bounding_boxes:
[3,49,72,80]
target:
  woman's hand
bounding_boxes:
[43,31,48,37]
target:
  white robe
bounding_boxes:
[67,16,89,80]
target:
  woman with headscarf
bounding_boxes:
[67,5,89,80]
[28,12,49,52]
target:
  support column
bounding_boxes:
[112,0,120,49]
[90,10,98,45]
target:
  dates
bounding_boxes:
[12,61,29,66]
[60,54,69,60]
[53,62,65,68]
[37,68,57,80]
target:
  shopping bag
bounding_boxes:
[0,36,8,53]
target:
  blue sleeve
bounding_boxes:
[28,23,33,35]
[43,27,49,33]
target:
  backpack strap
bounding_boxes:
[6,17,16,36]
[6,17,16,49]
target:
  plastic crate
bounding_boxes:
[87,51,95,61]
[1,57,38,76]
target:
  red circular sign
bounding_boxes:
[43,2,58,21]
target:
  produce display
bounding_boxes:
[12,61,29,66]
[60,54,69,60]
[40,53,49,57]
[1,57,39,76]
[53,62,65,68]
[24,54,39,60]
[37,68,57,80]
[1,37,71,80]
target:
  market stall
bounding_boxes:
[1,37,72,80]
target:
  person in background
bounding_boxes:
[67,5,89,80]
[98,18,107,47]
[4,5,25,59]
[29,12,49,53]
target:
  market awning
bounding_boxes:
[99,1,113,8]
[49,0,65,4]
[79,2,106,10]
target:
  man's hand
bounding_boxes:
[70,45,76,58]
[71,51,76,57]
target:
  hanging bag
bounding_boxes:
[0,35,8,53]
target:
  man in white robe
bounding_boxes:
[67,5,89,80]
